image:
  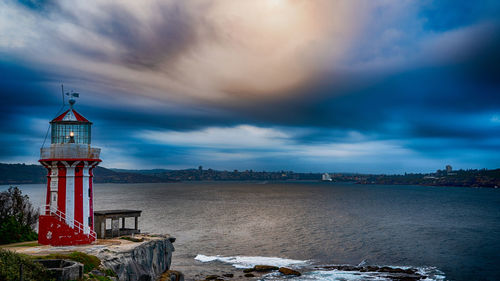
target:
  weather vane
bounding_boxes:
[65,91,80,108]
[60,84,80,108]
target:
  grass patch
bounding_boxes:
[34,251,101,273]
[120,236,144,242]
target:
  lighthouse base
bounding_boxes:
[38,215,96,246]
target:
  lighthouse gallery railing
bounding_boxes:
[41,204,97,241]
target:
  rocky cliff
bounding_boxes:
[86,234,175,281]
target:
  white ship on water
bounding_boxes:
[322,173,332,181]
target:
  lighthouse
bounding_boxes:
[38,93,101,246]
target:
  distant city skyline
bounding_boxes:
[0,1,499,173]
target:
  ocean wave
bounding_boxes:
[262,265,446,281]
[194,254,309,268]
[194,255,445,281]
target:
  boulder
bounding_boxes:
[244,273,255,277]
[254,265,279,272]
[279,267,301,276]
[90,269,105,276]
[222,273,234,278]
[243,268,254,273]
[158,270,184,281]
[366,266,380,272]
[378,266,394,273]
[205,275,219,280]
[385,273,423,281]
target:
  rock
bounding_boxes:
[279,267,301,276]
[254,265,279,272]
[325,265,358,271]
[402,269,417,275]
[366,266,380,272]
[222,273,234,278]
[243,268,254,273]
[160,270,184,281]
[87,235,175,281]
[90,269,105,276]
[205,275,219,280]
[377,267,418,275]
[378,266,394,273]
[244,273,255,277]
[385,273,423,281]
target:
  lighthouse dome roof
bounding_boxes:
[51,109,90,123]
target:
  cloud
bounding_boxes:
[0,1,411,102]
[0,0,499,172]
[139,125,289,149]
[1,0,498,107]
[138,125,414,161]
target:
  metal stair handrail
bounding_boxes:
[41,205,97,240]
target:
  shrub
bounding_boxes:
[103,267,117,277]
[68,251,101,273]
[0,186,38,244]
[0,249,53,281]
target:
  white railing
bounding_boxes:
[40,144,100,160]
[41,205,97,241]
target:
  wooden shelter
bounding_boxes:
[94,210,141,238]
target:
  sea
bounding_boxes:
[2,181,499,281]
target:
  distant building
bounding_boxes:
[446,165,453,173]
[322,173,332,181]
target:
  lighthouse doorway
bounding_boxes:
[51,191,57,207]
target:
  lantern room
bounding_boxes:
[50,109,92,144]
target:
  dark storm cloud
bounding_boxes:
[92,108,237,132]
[84,2,198,69]
[16,0,56,12]
[0,61,56,108]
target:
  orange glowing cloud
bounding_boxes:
[0,0,371,104]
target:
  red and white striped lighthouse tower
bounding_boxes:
[38,93,101,246]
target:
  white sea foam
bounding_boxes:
[263,270,386,281]
[262,266,446,281]
[194,254,309,268]
[195,255,446,281]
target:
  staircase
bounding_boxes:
[38,205,97,246]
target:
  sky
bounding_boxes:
[0,0,499,173]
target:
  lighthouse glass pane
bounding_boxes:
[51,123,91,144]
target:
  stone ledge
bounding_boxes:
[8,234,175,281]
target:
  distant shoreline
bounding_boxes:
[1,179,498,190]
[0,163,498,188]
